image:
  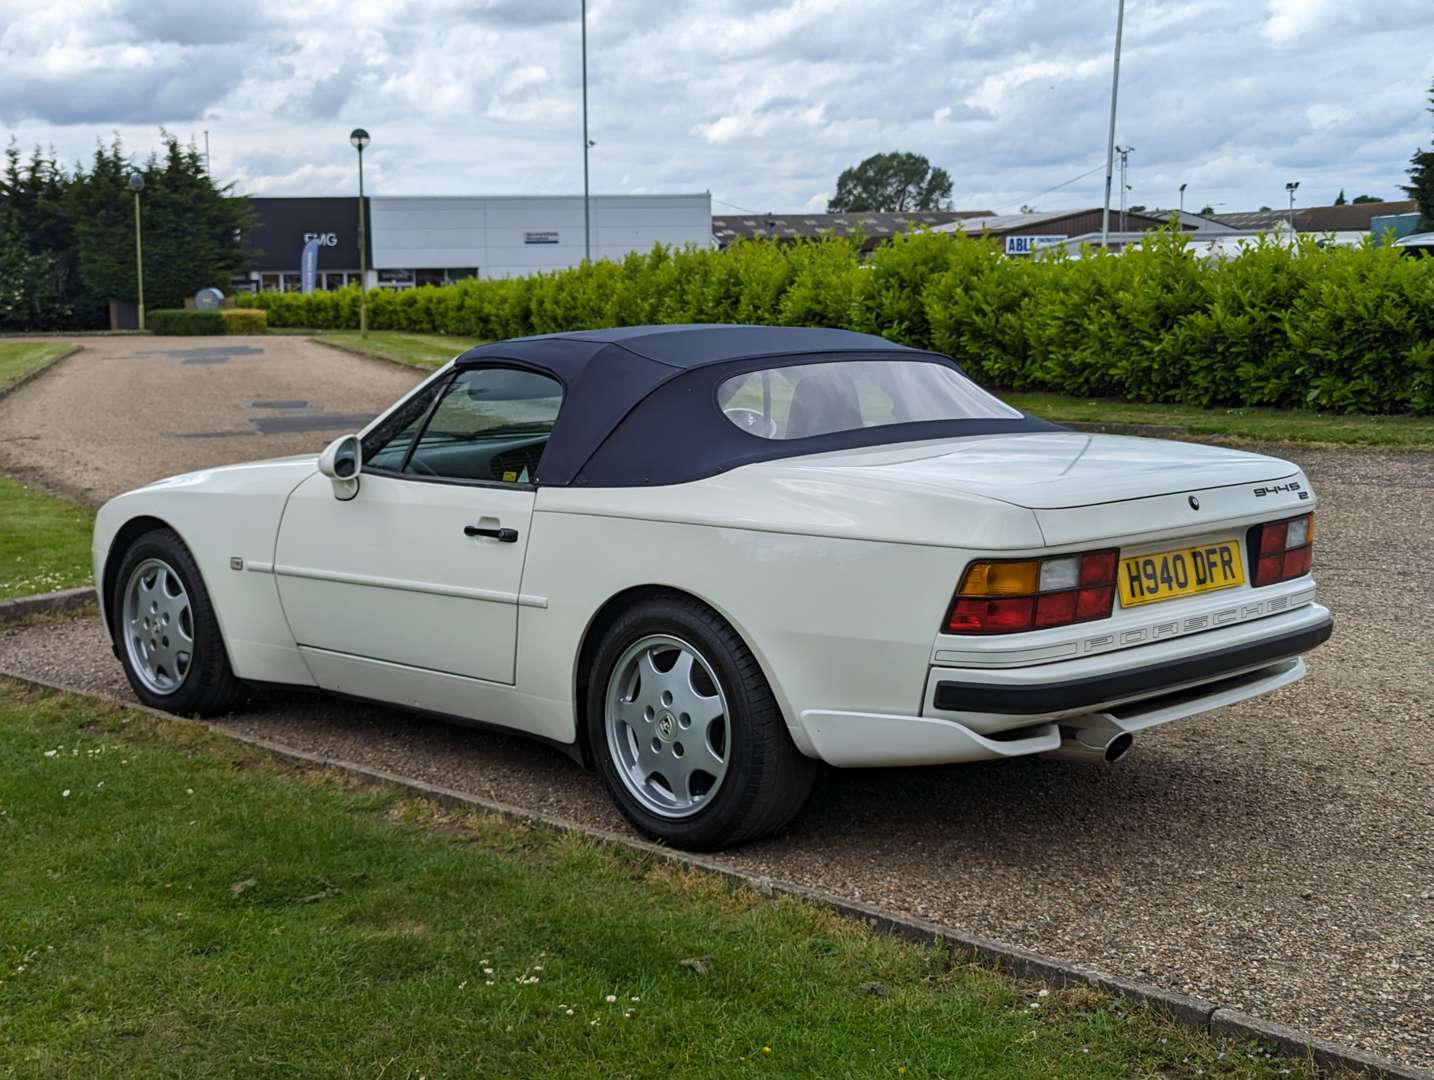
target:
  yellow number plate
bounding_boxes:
[1118,540,1245,607]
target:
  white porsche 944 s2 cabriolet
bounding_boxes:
[94,325,1332,849]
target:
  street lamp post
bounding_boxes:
[350,128,371,337]
[1115,145,1133,232]
[1285,180,1300,236]
[128,173,146,331]
[1179,182,1187,213]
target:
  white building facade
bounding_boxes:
[239,193,714,292]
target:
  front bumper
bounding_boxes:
[798,602,1331,768]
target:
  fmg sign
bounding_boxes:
[1004,234,1066,256]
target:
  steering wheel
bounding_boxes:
[724,408,778,438]
[407,455,439,477]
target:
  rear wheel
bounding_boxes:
[112,528,243,716]
[587,595,816,850]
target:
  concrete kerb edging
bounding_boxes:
[0,587,97,625]
[0,667,1428,1080]
[304,334,440,373]
[0,344,83,402]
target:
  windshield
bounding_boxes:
[716,359,1021,440]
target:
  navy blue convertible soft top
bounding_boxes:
[451,325,1058,487]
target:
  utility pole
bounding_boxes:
[1099,0,1126,250]
[204,130,211,175]
[582,0,592,264]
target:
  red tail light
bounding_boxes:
[1248,513,1315,587]
[946,550,1118,635]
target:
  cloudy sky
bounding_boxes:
[1,0,1431,216]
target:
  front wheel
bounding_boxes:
[111,527,243,716]
[586,595,816,850]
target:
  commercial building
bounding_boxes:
[237,193,713,292]
[932,208,1189,256]
[1212,199,1418,246]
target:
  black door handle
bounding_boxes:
[464,525,519,543]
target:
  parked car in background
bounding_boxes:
[92,325,1332,849]
[1393,231,1434,256]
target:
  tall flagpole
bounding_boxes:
[582,0,591,264]
[1100,0,1126,251]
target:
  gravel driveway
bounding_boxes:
[0,345,1430,1067]
[0,335,424,505]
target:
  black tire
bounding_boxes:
[110,527,244,716]
[586,594,816,850]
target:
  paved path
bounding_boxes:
[0,346,1430,1066]
[0,336,424,505]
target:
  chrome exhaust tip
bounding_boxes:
[1041,725,1133,764]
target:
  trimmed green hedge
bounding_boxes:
[148,307,268,335]
[234,229,1434,414]
[148,309,224,335]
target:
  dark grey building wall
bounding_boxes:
[241,197,371,272]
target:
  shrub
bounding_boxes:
[148,309,223,335]
[229,229,1434,415]
[219,307,267,333]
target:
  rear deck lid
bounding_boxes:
[777,432,1298,510]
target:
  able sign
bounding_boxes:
[1004,234,1066,256]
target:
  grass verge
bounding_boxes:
[0,342,76,394]
[1005,392,1434,451]
[310,330,484,370]
[0,681,1320,1079]
[0,475,93,600]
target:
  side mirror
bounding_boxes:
[317,434,362,501]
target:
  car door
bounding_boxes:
[274,364,564,685]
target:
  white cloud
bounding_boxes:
[0,0,1428,214]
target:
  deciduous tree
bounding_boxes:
[827,152,953,213]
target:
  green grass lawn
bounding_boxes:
[0,682,1318,1079]
[312,331,484,370]
[1005,392,1434,451]
[0,475,93,599]
[0,341,75,393]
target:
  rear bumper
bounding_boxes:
[797,602,1330,768]
[932,614,1332,715]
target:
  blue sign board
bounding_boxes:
[1004,234,1066,256]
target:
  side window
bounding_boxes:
[361,377,446,471]
[404,367,564,484]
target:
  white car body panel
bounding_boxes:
[274,471,537,684]
[93,456,318,688]
[94,422,1327,769]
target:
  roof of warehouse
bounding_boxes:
[1214,200,1417,231]
[931,208,1171,234]
[713,210,990,243]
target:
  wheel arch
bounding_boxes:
[102,516,233,675]
[570,584,798,769]
[102,515,175,639]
